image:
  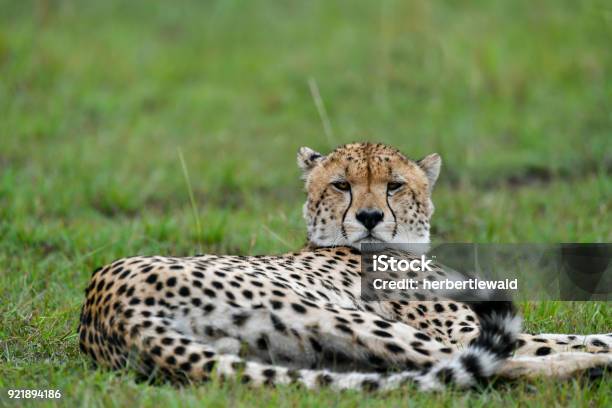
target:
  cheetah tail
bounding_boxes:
[413,300,522,390]
[132,302,520,391]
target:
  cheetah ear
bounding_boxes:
[297,146,325,176]
[417,153,441,191]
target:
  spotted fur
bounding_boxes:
[79,143,611,391]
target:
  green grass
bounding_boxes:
[0,0,611,406]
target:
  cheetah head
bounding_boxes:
[298,142,441,250]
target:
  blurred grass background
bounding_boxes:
[0,0,611,406]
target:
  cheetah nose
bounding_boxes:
[356,209,384,231]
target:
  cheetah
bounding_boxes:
[78,143,611,391]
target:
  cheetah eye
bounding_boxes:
[331,181,351,192]
[387,181,404,193]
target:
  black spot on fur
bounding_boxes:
[535,346,552,356]
[256,336,269,351]
[232,313,251,327]
[373,320,391,329]
[262,368,276,380]
[291,303,307,314]
[309,337,323,352]
[361,379,380,391]
[461,354,483,379]
[145,274,158,284]
[316,374,333,387]
[203,360,216,372]
[385,342,405,354]
[372,330,392,338]
[436,367,454,384]
[335,324,353,335]
[270,314,287,333]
